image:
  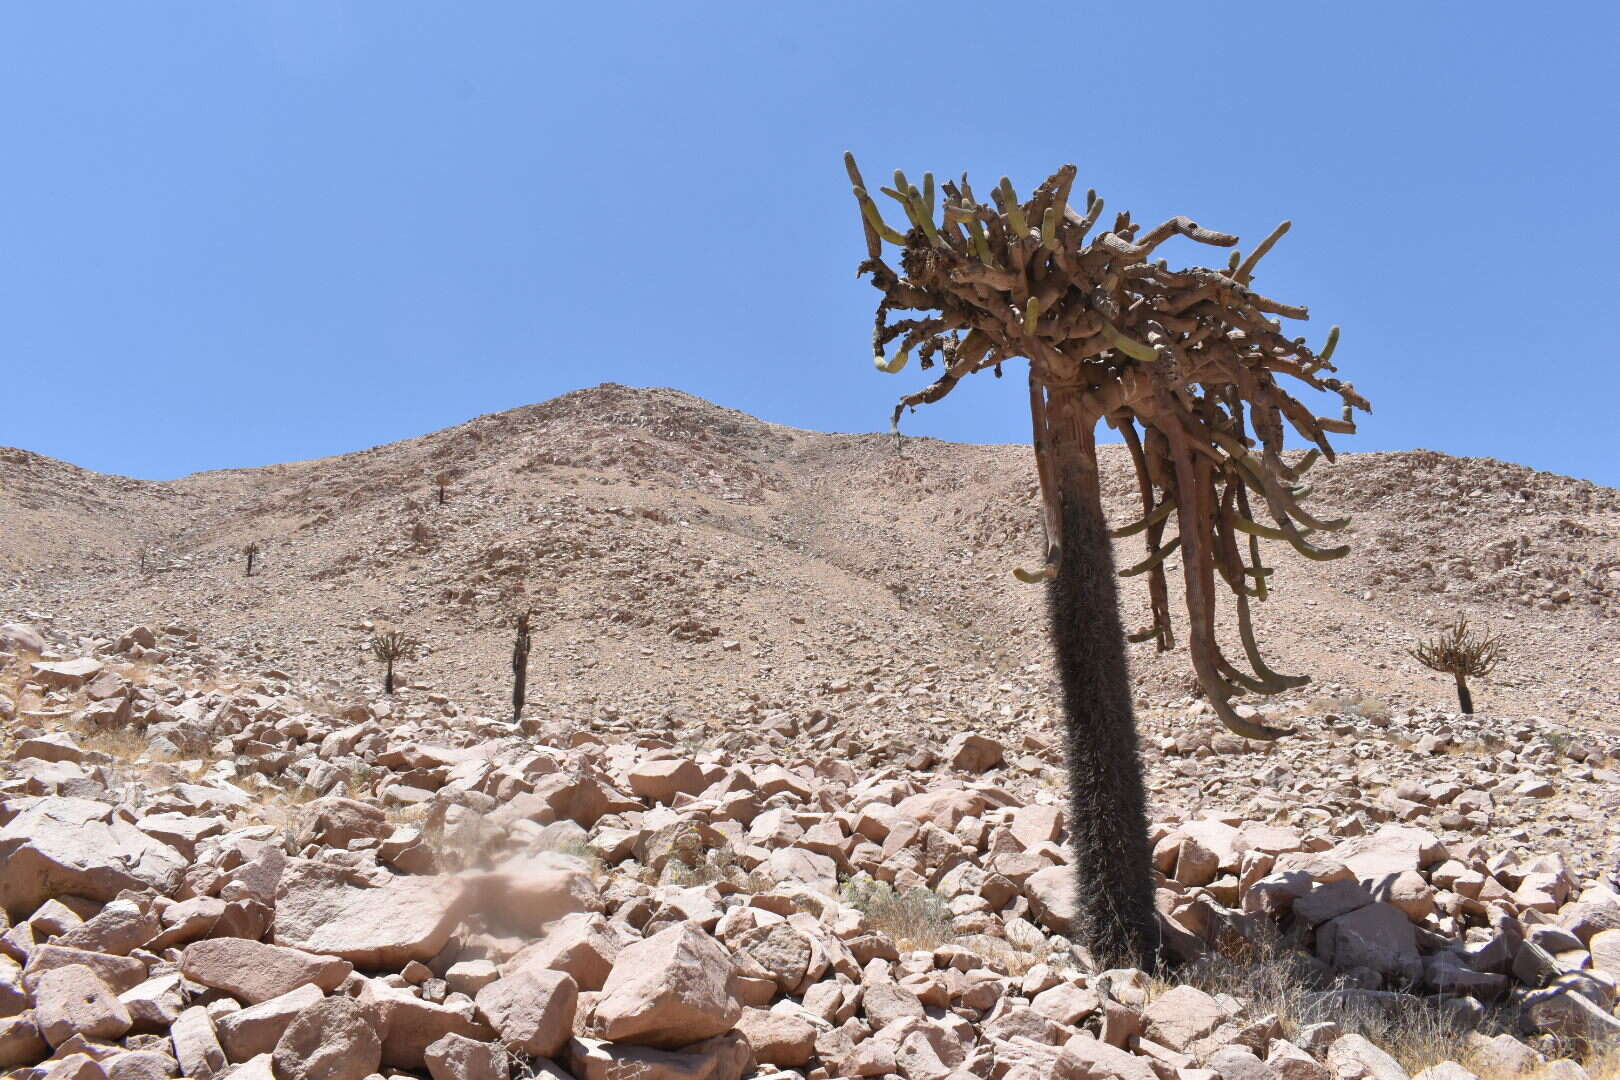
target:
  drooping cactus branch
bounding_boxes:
[847,154,1370,741]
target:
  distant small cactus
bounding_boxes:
[512,610,532,725]
[1409,617,1502,714]
[368,626,417,695]
[433,471,452,505]
[243,541,261,578]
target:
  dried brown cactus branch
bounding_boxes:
[847,153,1369,742]
[845,154,1368,968]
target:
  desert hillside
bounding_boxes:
[2,384,1616,736]
[3,385,1620,1080]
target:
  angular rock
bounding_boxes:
[33,965,133,1048]
[0,1012,48,1069]
[272,860,467,969]
[944,734,1004,773]
[733,1008,816,1068]
[627,759,708,804]
[1058,1033,1158,1080]
[423,1032,509,1080]
[592,923,741,1049]
[271,996,381,1080]
[215,984,324,1063]
[181,939,352,1006]
[1327,1033,1409,1080]
[170,1006,227,1080]
[473,968,576,1058]
[501,912,622,992]
[0,799,187,917]
[292,799,388,850]
[1141,985,1225,1052]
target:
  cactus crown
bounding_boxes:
[369,627,416,663]
[845,153,1371,738]
[1409,618,1502,679]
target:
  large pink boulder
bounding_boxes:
[182,939,353,1004]
[474,968,576,1057]
[0,798,187,917]
[273,860,467,969]
[592,923,741,1049]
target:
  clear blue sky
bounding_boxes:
[3,3,1616,485]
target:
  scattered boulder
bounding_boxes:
[592,922,742,1049]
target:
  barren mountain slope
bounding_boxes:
[2,384,1617,735]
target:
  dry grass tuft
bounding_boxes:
[842,875,957,952]
[1165,930,1618,1076]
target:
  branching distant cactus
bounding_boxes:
[1410,618,1501,714]
[368,627,417,695]
[512,610,532,725]
[433,471,452,505]
[243,541,261,578]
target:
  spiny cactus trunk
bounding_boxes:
[245,551,255,577]
[512,614,531,724]
[383,660,395,696]
[1041,388,1160,971]
[1454,675,1474,715]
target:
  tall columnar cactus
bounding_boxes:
[512,610,532,724]
[844,154,1369,970]
[368,627,416,696]
[243,541,261,578]
[1410,618,1501,714]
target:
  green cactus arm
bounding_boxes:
[998,177,1029,236]
[1247,291,1309,320]
[874,350,910,374]
[1040,206,1058,250]
[1100,319,1158,363]
[844,153,882,257]
[1247,532,1269,600]
[1119,536,1181,577]
[1317,325,1340,365]
[906,186,941,246]
[1109,498,1175,538]
[1013,565,1056,583]
[1023,297,1041,334]
[1235,220,1291,283]
[853,187,908,245]
[1231,514,1300,541]
[1234,586,1310,690]
[965,217,995,266]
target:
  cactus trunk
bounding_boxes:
[383,660,395,695]
[1454,675,1474,714]
[512,613,531,724]
[1039,385,1160,971]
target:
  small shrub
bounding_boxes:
[841,875,956,951]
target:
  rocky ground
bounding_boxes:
[0,614,1617,1080]
[1,385,1618,1080]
